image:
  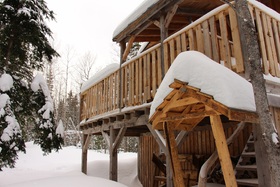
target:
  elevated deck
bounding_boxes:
[80,1,280,134]
[80,1,280,186]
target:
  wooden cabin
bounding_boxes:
[80,0,280,186]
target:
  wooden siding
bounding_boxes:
[80,3,280,124]
[138,124,253,187]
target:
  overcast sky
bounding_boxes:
[46,0,143,67]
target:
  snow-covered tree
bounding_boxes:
[0,0,62,169]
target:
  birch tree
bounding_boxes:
[232,0,280,186]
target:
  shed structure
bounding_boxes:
[80,0,280,186]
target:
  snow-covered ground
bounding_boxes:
[0,142,142,187]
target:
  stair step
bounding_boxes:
[236,164,257,171]
[247,140,254,144]
[236,178,258,186]
[242,152,256,157]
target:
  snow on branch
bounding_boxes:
[0,73,14,92]
[31,73,54,120]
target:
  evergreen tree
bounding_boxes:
[0,0,61,169]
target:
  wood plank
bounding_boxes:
[181,33,187,52]
[209,16,220,63]
[188,28,196,50]
[196,24,204,53]
[131,62,135,105]
[266,15,280,76]
[139,58,143,103]
[261,11,276,76]
[219,11,232,69]
[176,35,182,55]
[129,63,133,105]
[146,54,151,101]
[169,39,175,63]
[164,43,169,74]
[143,55,148,102]
[202,20,212,58]
[272,19,280,74]
[255,8,269,74]
[135,60,139,104]
[210,115,237,187]
[121,68,125,107]
[124,66,128,106]
[152,50,157,98]
[229,8,244,73]
[156,48,162,84]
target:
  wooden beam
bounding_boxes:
[198,122,245,187]
[146,123,167,153]
[210,115,237,187]
[165,4,179,28]
[122,35,136,62]
[160,14,167,80]
[113,126,127,151]
[101,130,110,147]
[154,20,160,28]
[82,134,92,153]
[164,122,185,187]
[175,130,188,147]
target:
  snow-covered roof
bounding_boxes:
[149,51,256,118]
[113,0,159,39]
[80,63,119,93]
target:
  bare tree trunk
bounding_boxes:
[234,0,280,186]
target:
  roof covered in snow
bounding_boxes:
[112,0,280,44]
[149,51,256,118]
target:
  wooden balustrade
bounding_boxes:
[80,2,280,122]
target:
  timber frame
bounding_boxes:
[80,0,280,186]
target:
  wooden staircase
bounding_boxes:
[235,134,259,187]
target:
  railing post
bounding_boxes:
[119,41,125,109]
[160,14,168,80]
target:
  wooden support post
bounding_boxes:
[109,126,127,181]
[110,126,117,181]
[119,41,125,109]
[147,123,173,187]
[210,115,237,187]
[82,134,91,174]
[164,123,185,187]
[122,36,136,62]
[176,131,188,148]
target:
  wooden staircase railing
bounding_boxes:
[235,133,259,187]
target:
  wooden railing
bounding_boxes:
[80,2,280,122]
